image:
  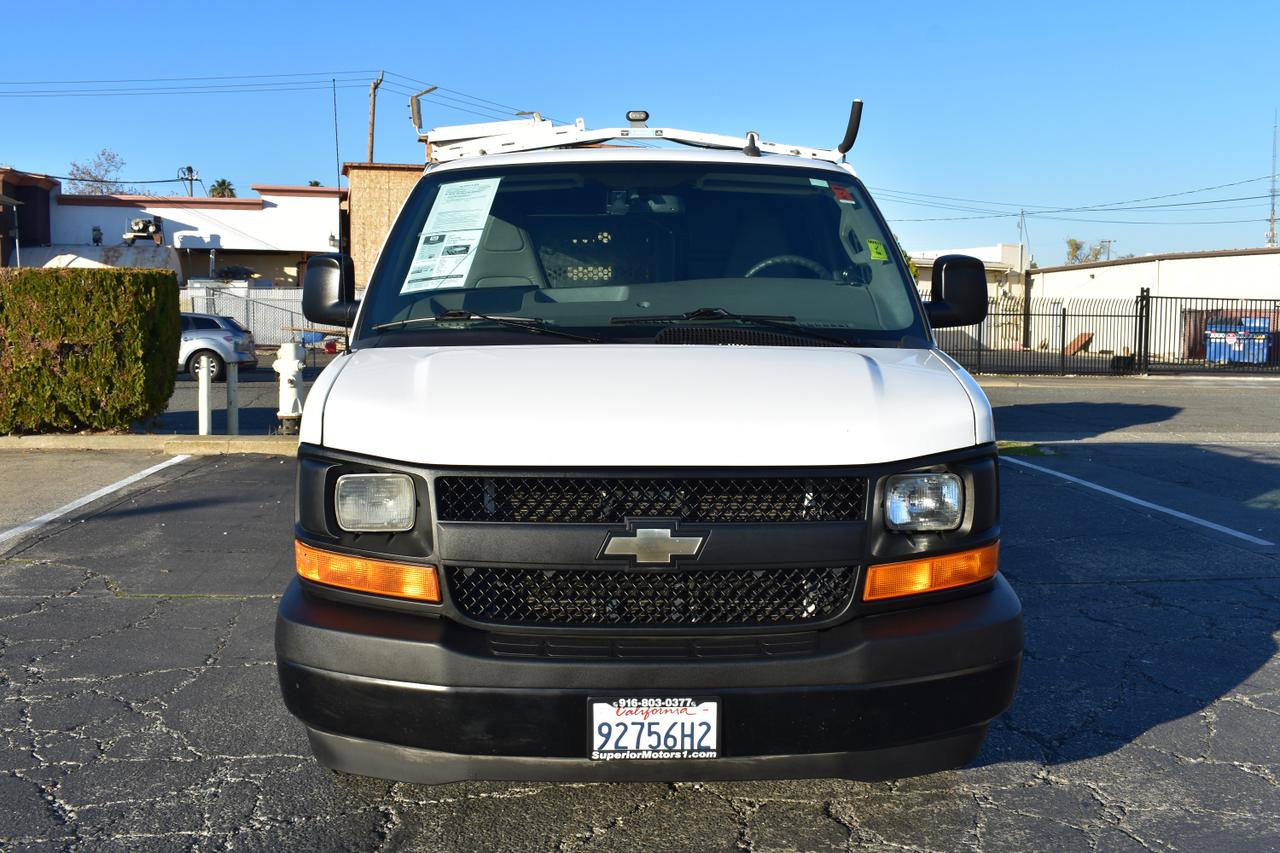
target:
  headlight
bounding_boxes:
[335,473,416,532]
[884,473,963,531]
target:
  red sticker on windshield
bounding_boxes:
[831,185,855,203]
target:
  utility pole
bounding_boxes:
[1099,239,1114,261]
[1016,208,1026,283]
[1018,208,1031,349]
[1268,110,1277,248]
[367,70,385,163]
[178,165,198,197]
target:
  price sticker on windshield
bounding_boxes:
[867,239,889,261]
[401,177,501,294]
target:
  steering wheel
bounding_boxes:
[744,254,832,279]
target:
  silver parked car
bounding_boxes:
[179,313,257,380]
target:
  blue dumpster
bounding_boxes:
[1205,322,1269,365]
[1240,317,1272,333]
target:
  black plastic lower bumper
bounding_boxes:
[303,723,993,784]
[276,575,1022,782]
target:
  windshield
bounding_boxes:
[356,162,928,346]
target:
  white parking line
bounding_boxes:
[0,455,192,548]
[1001,456,1274,547]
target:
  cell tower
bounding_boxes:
[1269,111,1277,248]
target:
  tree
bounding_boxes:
[65,149,134,195]
[893,236,919,282]
[209,179,236,198]
[1065,238,1104,265]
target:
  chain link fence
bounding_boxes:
[183,286,343,347]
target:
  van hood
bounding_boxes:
[315,344,989,467]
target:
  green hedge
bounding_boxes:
[0,267,180,433]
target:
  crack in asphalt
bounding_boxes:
[2,576,1276,851]
[1,449,1278,851]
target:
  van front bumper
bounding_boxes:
[275,574,1022,783]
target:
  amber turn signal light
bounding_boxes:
[863,542,999,601]
[295,541,440,603]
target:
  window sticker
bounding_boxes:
[866,239,889,261]
[401,178,501,293]
[813,177,857,204]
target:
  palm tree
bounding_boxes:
[209,179,236,198]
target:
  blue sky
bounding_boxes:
[3,0,1277,264]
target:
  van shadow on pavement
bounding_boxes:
[992,401,1181,439]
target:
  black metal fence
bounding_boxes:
[932,288,1280,375]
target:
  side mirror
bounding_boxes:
[926,254,988,328]
[302,254,359,326]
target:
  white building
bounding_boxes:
[1028,247,1280,301]
[909,243,1028,298]
[1,167,345,286]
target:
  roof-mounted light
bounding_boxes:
[626,110,649,127]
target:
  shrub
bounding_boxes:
[0,267,180,433]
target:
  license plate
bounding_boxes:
[589,697,719,760]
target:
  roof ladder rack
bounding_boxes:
[410,102,865,165]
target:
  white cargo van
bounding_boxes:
[275,104,1022,784]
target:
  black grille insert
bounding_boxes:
[435,476,866,524]
[653,326,843,347]
[447,566,856,627]
[488,632,819,659]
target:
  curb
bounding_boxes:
[0,434,298,456]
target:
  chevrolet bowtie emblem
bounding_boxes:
[600,525,707,565]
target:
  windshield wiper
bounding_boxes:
[609,306,855,347]
[373,309,604,344]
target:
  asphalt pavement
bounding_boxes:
[0,376,1277,851]
[0,452,173,532]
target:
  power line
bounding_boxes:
[1086,194,1271,211]
[1,67,578,142]
[0,67,548,126]
[384,71,531,115]
[1031,215,1265,225]
[385,70,573,126]
[0,82,371,98]
[380,81,510,122]
[0,70,379,85]
[890,211,1264,225]
[881,192,1274,220]
[872,175,1272,213]
[872,194,1014,216]
[42,174,185,185]
[871,188,1052,211]
[0,76,374,94]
